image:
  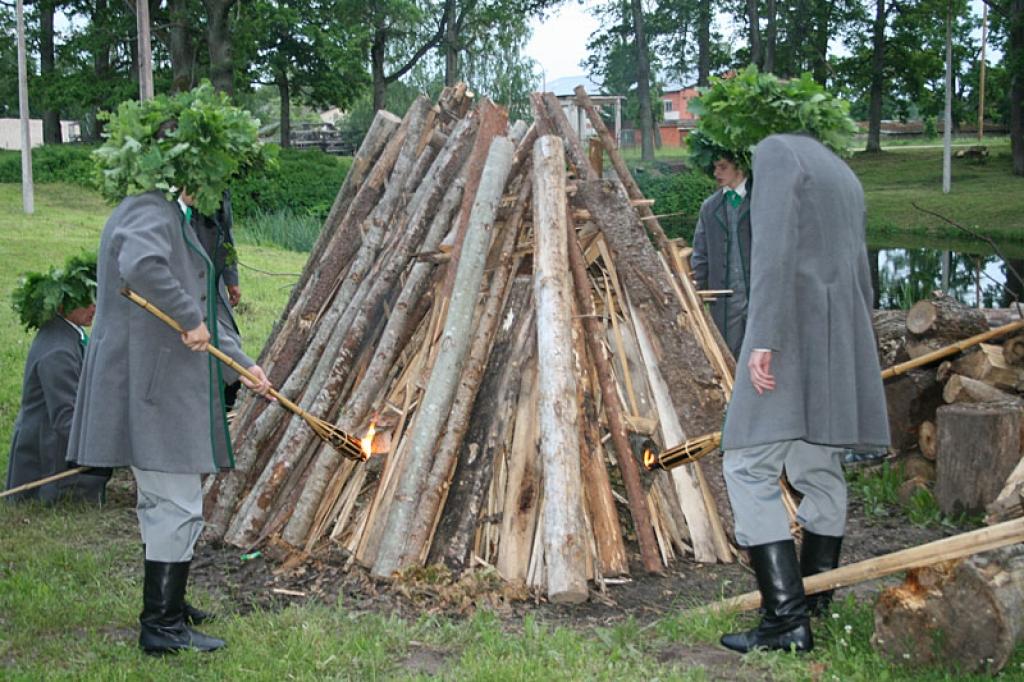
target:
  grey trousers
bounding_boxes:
[132,467,204,562]
[723,439,847,547]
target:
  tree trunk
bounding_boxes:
[278,73,291,148]
[942,374,1021,405]
[630,0,656,162]
[906,293,990,358]
[873,309,909,369]
[444,0,458,86]
[1004,334,1024,366]
[168,0,194,93]
[764,0,776,73]
[747,0,762,69]
[697,0,711,86]
[371,136,514,579]
[532,135,589,604]
[873,545,1024,674]
[935,402,1023,516]
[866,0,886,152]
[1009,0,1023,175]
[952,343,1024,391]
[203,0,236,95]
[371,26,388,111]
[40,0,61,144]
[812,2,831,84]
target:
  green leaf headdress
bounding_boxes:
[12,252,98,331]
[92,82,276,215]
[688,65,858,173]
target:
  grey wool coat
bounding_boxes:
[691,185,752,356]
[6,318,107,502]
[67,191,253,474]
[721,134,890,451]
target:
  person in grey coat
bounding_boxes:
[690,153,751,358]
[718,133,890,654]
[6,301,110,504]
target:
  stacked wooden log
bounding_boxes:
[205,85,738,602]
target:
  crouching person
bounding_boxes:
[67,83,273,655]
[6,254,111,504]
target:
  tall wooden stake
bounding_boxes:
[16,0,33,215]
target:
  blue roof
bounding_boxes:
[545,75,605,97]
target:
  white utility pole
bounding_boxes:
[137,0,154,100]
[942,1,953,195]
[16,0,34,215]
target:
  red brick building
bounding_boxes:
[658,83,700,147]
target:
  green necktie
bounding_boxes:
[80,329,89,349]
[185,206,193,224]
[725,189,742,208]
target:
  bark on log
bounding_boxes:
[873,309,909,369]
[907,292,990,337]
[567,209,661,574]
[903,452,936,482]
[371,136,514,579]
[906,293,990,359]
[935,402,1024,516]
[883,369,945,454]
[918,421,937,461]
[952,343,1024,392]
[407,181,531,569]
[428,277,535,572]
[1003,334,1024,366]
[532,135,589,604]
[943,374,1022,405]
[872,545,1024,674]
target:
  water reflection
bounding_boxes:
[870,242,1023,311]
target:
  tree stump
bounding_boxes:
[884,369,945,453]
[872,545,1024,674]
[934,402,1024,516]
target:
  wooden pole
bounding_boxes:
[707,516,1024,613]
[533,134,589,604]
[136,0,154,100]
[942,0,952,195]
[16,0,33,215]
[1,467,92,499]
[978,4,988,141]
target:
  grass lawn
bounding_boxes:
[2,183,1023,680]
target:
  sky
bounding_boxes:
[524,0,995,87]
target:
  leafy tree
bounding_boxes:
[237,0,369,147]
[984,0,1024,175]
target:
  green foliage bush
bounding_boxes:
[231,147,352,222]
[0,144,97,185]
[635,168,717,241]
[236,208,323,253]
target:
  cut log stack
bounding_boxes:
[206,85,737,602]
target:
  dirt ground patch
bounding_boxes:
[187,464,962,628]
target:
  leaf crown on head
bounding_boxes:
[92,81,276,215]
[12,252,98,331]
[688,65,858,174]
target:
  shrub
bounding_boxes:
[0,144,97,186]
[236,208,323,253]
[635,168,717,241]
[231,147,352,221]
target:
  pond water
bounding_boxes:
[869,235,1024,310]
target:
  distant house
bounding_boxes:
[658,82,700,148]
[0,118,80,150]
[546,75,625,147]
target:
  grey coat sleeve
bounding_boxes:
[117,198,204,331]
[743,137,804,352]
[37,346,80,444]
[690,213,709,290]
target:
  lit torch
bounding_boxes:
[643,432,722,471]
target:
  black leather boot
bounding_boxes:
[721,540,813,654]
[138,560,225,654]
[801,531,843,616]
[141,546,215,625]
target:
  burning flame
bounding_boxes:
[360,421,377,460]
[643,447,658,471]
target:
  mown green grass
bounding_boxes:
[3,183,1024,680]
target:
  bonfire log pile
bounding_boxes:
[205,85,739,601]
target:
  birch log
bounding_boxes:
[371,136,515,579]
[533,135,589,604]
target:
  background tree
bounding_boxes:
[239,0,368,147]
[984,0,1024,174]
